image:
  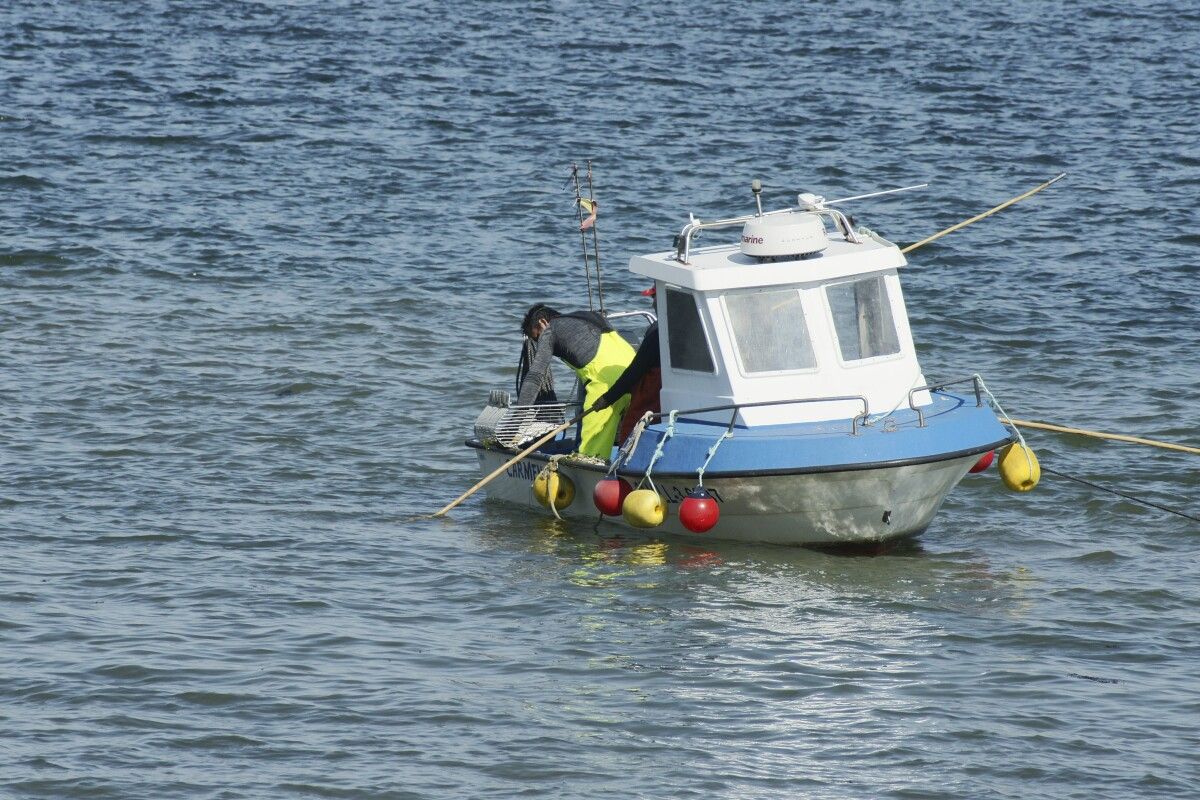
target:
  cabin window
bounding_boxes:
[724,288,816,373]
[665,288,715,373]
[825,275,901,361]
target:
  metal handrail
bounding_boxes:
[649,394,871,436]
[605,310,657,326]
[674,206,860,263]
[907,374,984,428]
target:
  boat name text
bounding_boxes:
[506,461,542,481]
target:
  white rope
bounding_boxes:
[976,375,1025,446]
[867,374,924,426]
[607,410,654,478]
[542,454,567,520]
[976,374,1035,475]
[696,428,733,487]
[639,410,678,495]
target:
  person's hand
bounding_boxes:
[589,396,612,412]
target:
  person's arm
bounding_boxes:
[592,324,659,410]
[516,327,556,405]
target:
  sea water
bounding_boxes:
[1,1,1198,797]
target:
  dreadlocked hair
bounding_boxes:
[520,303,560,336]
[515,336,555,398]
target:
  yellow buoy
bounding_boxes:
[622,488,666,528]
[998,443,1040,492]
[532,469,575,509]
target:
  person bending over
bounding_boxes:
[517,303,635,460]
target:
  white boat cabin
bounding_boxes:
[630,198,931,426]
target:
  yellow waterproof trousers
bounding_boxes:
[572,331,635,460]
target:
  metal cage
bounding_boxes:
[473,390,580,449]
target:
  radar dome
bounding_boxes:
[739,212,828,259]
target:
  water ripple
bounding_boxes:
[1,0,1198,798]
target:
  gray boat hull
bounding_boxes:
[473,444,978,546]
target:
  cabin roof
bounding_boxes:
[629,229,906,291]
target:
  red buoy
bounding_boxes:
[593,477,632,516]
[679,487,719,533]
[969,450,995,473]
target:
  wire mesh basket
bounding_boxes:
[473,390,579,449]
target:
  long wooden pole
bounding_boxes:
[431,411,588,518]
[901,173,1066,254]
[1007,418,1200,456]
[899,176,1197,456]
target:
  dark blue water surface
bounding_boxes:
[2,1,1198,798]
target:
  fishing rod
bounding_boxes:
[569,161,604,313]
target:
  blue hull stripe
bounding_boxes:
[617,392,1012,478]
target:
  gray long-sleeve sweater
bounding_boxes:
[516,314,606,405]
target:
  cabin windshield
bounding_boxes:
[724,288,817,373]
[825,275,901,361]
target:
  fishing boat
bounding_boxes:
[464,175,1034,546]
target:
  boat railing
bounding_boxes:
[907,375,984,428]
[605,310,657,327]
[604,310,657,347]
[674,206,859,264]
[649,394,871,436]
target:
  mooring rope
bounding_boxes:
[975,377,1197,521]
[543,454,566,521]
[867,374,925,427]
[696,428,733,487]
[1041,466,1200,524]
[976,375,1036,477]
[606,411,655,478]
[1007,418,1200,456]
[638,409,678,495]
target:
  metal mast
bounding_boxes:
[570,161,605,313]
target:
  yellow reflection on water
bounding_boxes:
[568,541,671,587]
[625,542,669,566]
[472,506,1036,620]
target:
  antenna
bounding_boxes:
[751,179,763,216]
[825,183,929,206]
